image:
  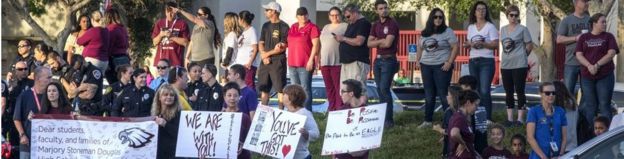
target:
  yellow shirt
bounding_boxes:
[177,89,193,110]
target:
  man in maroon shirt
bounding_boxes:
[151,1,189,67]
[367,0,400,128]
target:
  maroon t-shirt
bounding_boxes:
[77,27,110,61]
[369,18,399,55]
[481,146,511,159]
[448,111,477,159]
[575,32,620,80]
[509,152,529,159]
[151,18,190,67]
[107,23,129,56]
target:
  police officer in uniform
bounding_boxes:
[194,64,223,111]
[65,55,105,116]
[102,64,133,115]
[112,68,155,117]
[186,62,205,106]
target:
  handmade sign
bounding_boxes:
[321,103,387,155]
[243,105,306,159]
[175,111,242,158]
[31,117,158,158]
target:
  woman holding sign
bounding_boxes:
[448,90,481,158]
[39,82,72,115]
[335,79,369,159]
[152,84,182,159]
[223,82,252,159]
[282,84,319,159]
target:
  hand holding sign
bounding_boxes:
[243,105,306,159]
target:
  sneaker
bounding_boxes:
[417,122,432,129]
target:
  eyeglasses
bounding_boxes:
[434,15,444,20]
[157,66,169,70]
[508,14,518,18]
[542,91,556,96]
[15,68,28,71]
[340,89,352,94]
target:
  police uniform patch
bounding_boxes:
[213,92,219,100]
[93,70,102,80]
[143,93,149,101]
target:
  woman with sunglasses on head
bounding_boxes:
[527,82,567,159]
[463,1,499,124]
[320,7,348,111]
[151,84,183,159]
[171,6,221,67]
[500,5,533,127]
[414,8,459,129]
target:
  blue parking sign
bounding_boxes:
[408,44,417,53]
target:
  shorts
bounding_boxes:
[257,54,287,93]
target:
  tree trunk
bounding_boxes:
[7,0,58,47]
[56,10,75,53]
[538,18,558,82]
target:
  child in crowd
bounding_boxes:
[594,116,611,136]
[510,134,529,159]
[458,75,488,154]
[433,85,462,158]
[482,124,511,158]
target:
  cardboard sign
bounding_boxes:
[243,105,307,159]
[321,104,387,155]
[176,111,242,158]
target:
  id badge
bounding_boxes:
[550,142,559,152]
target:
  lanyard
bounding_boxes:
[165,18,178,32]
[31,88,41,112]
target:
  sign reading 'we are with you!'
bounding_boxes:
[243,105,306,159]
[175,111,242,158]
[321,103,387,155]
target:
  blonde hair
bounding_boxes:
[91,10,103,26]
[223,12,242,36]
[151,84,182,120]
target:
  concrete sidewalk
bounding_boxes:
[616,82,624,92]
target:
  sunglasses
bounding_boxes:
[508,14,518,18]
[434,15,444,20]
[157,66,169,70]
[542,91,556,96]
[15,68,28,71]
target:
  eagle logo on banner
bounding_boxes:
[118,127,155,148]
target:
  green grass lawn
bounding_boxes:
[303,110,527,159]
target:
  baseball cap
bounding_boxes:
[262,2,282,13]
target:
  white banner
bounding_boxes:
[321,104,387,155]
[175,111,242,158]
[31,118,158,158]
[243,105,307,159]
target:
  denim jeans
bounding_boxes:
[564,65,581,95]
[20,151,30,159]
[469,57,495,120]
[374,57,399,123]
[421,63,453,122]
[580,72,614,127]
[289,66,313,111]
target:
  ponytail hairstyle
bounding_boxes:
[238,10,255,26]
[199,7,222,49]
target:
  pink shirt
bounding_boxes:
[151,18,189,67]
[287,21,320,67]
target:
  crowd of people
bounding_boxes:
[1,0,623,159]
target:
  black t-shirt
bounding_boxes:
[259,20,289,58]
[482,146,512,159]
[81,63,104,101]
[7,78,34,116]
[339,18,371,64]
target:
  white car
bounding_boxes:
[560,126,624,158]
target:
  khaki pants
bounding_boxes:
[340,61,370,92]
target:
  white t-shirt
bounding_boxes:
[222,32,238,65]
[467,22,499,58]
[293,108,319,159]
[234,27,260,67]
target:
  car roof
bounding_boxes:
[561,126,624,158]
